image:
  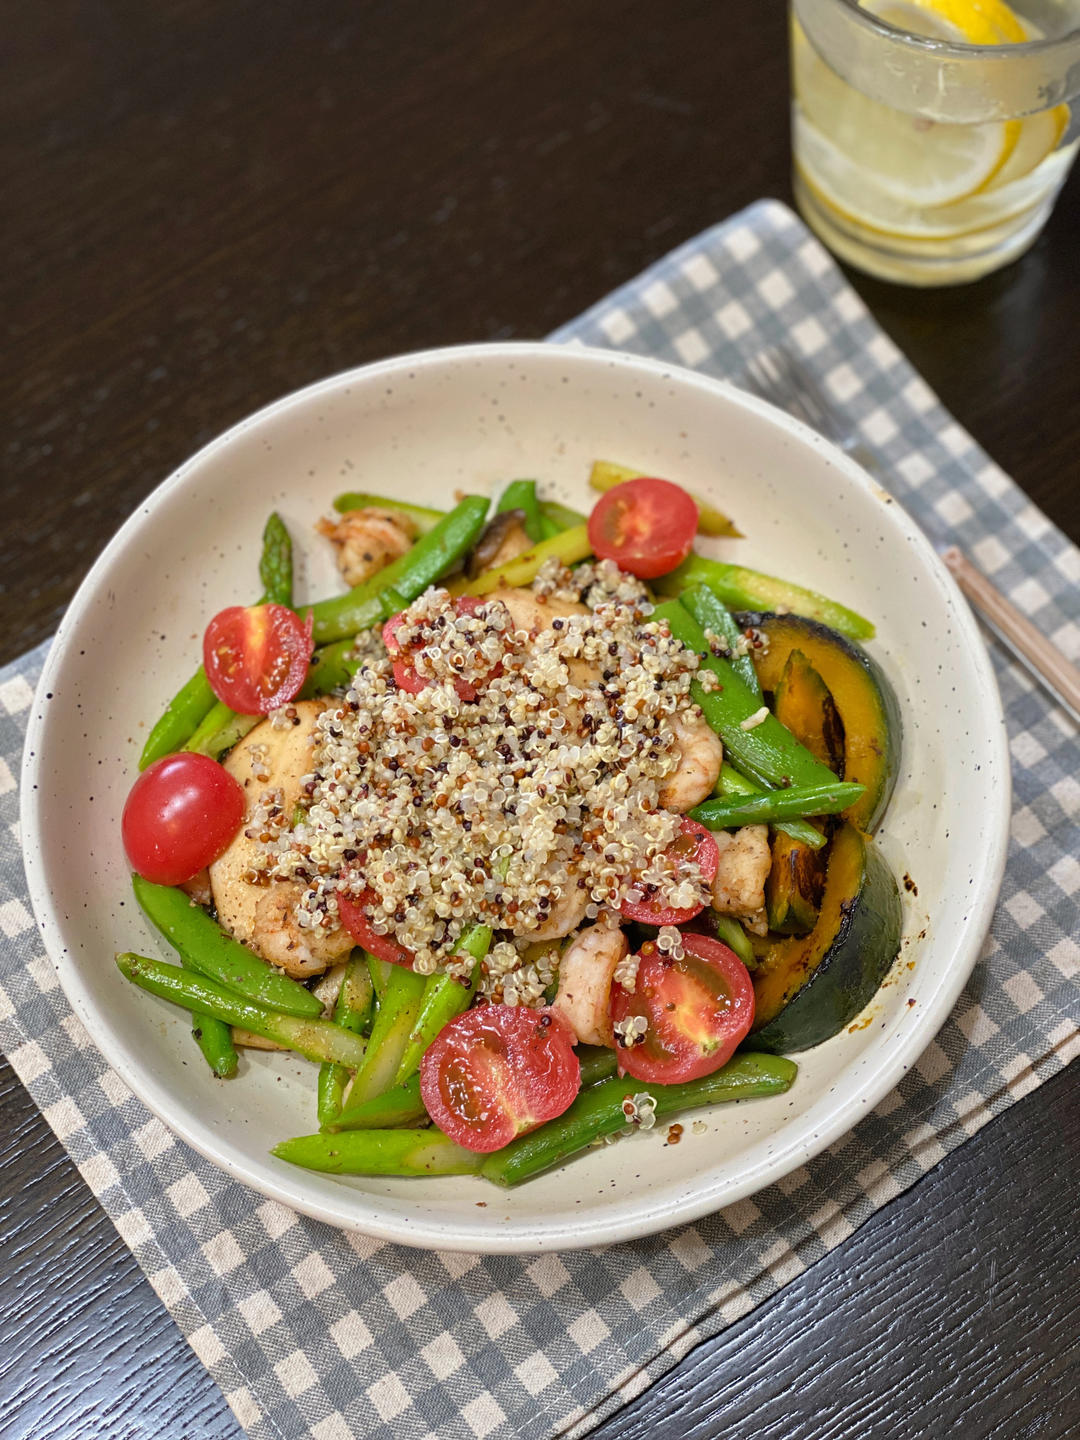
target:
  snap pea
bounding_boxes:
[299,638,361,700]
[680,585,760,696]
[481,1053,797,1187]
[183,702,260,760]
[332,492,445,534]
[139,667,218,770]
[187,963,239,1078]
[577,1046,618,1087]
[116,954,369,1067]
[708,915,756,968]
[689,780,864,829]
[588,459,743,538]
[132,876,323,1018]
[655,554,874,640]
[272,1128,483,1176]
[310,495,490,643]
[716,764,826,850]
[259,512,293,607]
[344,964,427,1110]
[317,955,376,1127]
[453,524,592,597]
[394,925,493,1085]
[326,1074,427,1132]
[652,599,838,790]
[497,479,545,544]
[538,499,587,531]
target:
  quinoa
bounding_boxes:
[265,571,712,995]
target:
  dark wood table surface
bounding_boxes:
[4,3,1078,1437]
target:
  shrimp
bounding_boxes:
[658,710,724,813]
[316,506,418,588]
[209,699,353,979]
[551,921,629,1047]
[711,824,771,933]
[519,876,590,942]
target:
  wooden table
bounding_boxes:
[4,3,1078,1435]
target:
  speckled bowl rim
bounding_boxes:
[21,342,1011,1252]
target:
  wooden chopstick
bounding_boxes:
[941,546,1080,727]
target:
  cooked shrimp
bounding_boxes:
[658,710,724,813]
[520,877,590,942]
[209,700,353,979]
[711,824,771,933]
[551,921,629,1047]
[487,586,589,636]
[317,506,418,588]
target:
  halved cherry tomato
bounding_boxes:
[122,752,244,886]
[383,596,492,702]
[337,885,415,968]
[203,604,314,714]
[587,477,698,580]
[610,931,754,1085]
[621,817,719,926]
[419,1005,581,1153]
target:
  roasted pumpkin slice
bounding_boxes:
[765,649,839,933]
[751,823,902,1053]
[737,612,901,833]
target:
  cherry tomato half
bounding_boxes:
[122,752,244,886]
[420,1004,581,1153]
[204,604,314,714]
[621,817,719,926]
[610,931,754,1085]
[337,885,416,968]
[383,596,493,702]
[587,477,698,580]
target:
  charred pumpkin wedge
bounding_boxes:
[751,823,902,1053]
[737,612,901,833]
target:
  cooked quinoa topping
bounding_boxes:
[264,561,712,998]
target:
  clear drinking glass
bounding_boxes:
[790,0,1080,285]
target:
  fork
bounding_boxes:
[740,345,1080,727]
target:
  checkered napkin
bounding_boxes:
[2,200,1078,1440]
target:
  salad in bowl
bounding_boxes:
[115,459,903,1188]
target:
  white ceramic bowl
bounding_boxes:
[22,342,1010,1252]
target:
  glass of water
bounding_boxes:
[790,0,1080,285]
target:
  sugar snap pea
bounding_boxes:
[480,1053,797,1187]
[394,925,492,1085]
[310,495,490,643]
[272,1128,482,1176]
[116,954,369,1067]
[655,554,873,640]
[652,599,838,790]
[187,964,239,1078]
[497,479,545,544]
[132,875,323,1018]
[680,585,760,696]
[343,963,427,1110]
[716,764,826,850]
[326,1074,427,1132]
[538,499,587,532]
[689,780,864,830]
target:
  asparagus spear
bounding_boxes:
[272,1128,482,1176]
[317,955,376,1127]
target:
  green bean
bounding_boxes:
[186,960,239,1078]
[139,667,218,770]
[655,554,874,640]
[317,955,377,1126]
[653,599,838,790]
[708,915,756,967]
[455,524,592,597]
[578,1046,618,1087]
[681,585,760,696]
[272,1128,483,1176]
[327,1074,427,1132]
[132,876,324,1017]
[116,954,369,1067]
[394,925,492,1085]
[538,499,587,531]
[344,964,427,1110]
[481,1053,797,1187]
[497,480,545,544]
[310,495,490,643]
[183,702,260,759]
[716,764,826,850]
[332,493,445,534]
[690,780,863,829]
[300,639,360,699]
[259,512,294,607]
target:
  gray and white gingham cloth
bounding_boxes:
[2,200,1078,1440]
